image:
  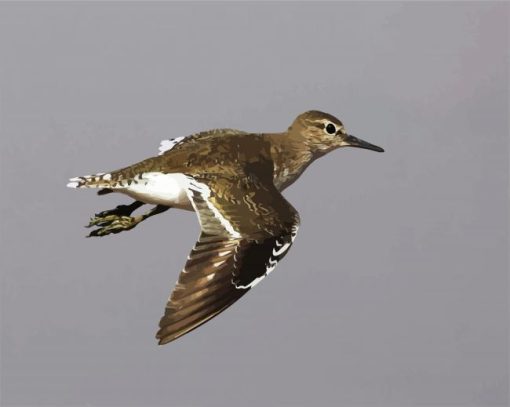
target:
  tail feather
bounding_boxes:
[67,172,113,189]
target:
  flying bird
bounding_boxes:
[67,110,384,345]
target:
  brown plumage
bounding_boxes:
[67,110,384,345]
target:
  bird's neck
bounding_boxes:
[265,131,316,190]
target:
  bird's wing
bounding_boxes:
[158,129,248,155]
[156,175,300,345]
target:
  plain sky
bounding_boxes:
[0,2,508,406]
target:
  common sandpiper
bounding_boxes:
[67,110,384,345]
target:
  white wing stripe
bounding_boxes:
[234,237,293,289]
[158,136,186,155]
[186,178,242,239]
[272,241,291,256]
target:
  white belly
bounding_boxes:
[121,172,191,208]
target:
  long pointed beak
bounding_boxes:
[341,134,384,152]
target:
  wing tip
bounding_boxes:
[155,330,182,346]
[156,337,173,346]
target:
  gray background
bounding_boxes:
[0,2,508,406]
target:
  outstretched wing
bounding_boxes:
[156,175,300,345]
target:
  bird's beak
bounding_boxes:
[341,134,384,152]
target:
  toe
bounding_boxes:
[86,216,138,237]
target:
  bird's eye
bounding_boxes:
[325,123,336,134]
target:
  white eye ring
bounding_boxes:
[325,122,336,135]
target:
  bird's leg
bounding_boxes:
[86,202,170,237]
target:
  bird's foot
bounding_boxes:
[86,203,144,237]
[86,214,142,237]
[85,202,169,238]
[90,203,138,222]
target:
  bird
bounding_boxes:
[67,110,384,345]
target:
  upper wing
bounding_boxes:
[156,175,300,345]
[158,129,248,155]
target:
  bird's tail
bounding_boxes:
[66,172,113,189]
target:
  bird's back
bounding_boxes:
[147,128,273,177]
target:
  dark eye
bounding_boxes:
[326,123,336,134]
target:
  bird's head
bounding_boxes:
[290,110,384,155]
